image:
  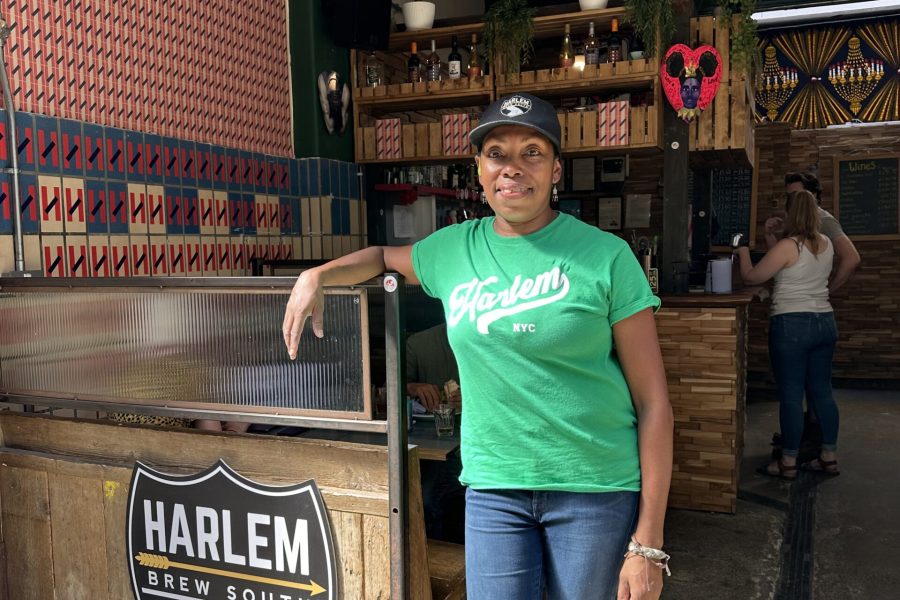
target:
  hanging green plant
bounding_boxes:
[720,0,760,74]
[483,0,537,75]
[623,0,675,59]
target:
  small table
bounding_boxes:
[294,418,460,462]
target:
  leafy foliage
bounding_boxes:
[720,0,760,74]
[483,0,537,75]
[624,0,676,59]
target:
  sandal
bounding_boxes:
[756,459,798,481]
[802,457,840,477]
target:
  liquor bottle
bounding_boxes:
[448,35,462,80]
[407,42,422,83]
[584,22,600,66]
[607,18,622,63]
[467,34,482,79]
[560,24,575,69]
[426,39,441,82]
[365,51,383,87]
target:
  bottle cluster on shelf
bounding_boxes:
[558,18,637,70]
[365,34,483,87]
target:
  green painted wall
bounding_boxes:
[289,0,354,160]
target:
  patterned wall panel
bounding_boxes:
[0,111,366,278]
[757,17,900,129]
[5,0,292,156]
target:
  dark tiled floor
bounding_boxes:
[663,389,900,600]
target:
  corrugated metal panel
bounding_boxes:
[0,282,370,417]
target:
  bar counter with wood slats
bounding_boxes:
[656,289,756,514]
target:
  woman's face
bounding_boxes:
[681,77,701,108]
[475,125,561,230]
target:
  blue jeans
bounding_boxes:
[769,312,839,456]
[465,488,639,599]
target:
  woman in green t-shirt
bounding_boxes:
[283,93,673,600]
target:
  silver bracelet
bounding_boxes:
[626,537,672,576]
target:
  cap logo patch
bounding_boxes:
[500,96,532,117]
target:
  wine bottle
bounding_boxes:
[408,42,422,83]
[365,51,383,87]
[607,18,622,63]
[560,24,575,69]
[467,34,482,79]
[448,35,462,80]
[426,39,441,82]
[584,22,600,66]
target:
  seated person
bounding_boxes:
[406,322,464,543]
[406,323,460,412]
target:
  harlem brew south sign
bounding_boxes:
[127,460,337,600]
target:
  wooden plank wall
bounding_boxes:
[0,414,433,600]
[750,123,900,385]
[657,306,746,513]
[687,16,755,166]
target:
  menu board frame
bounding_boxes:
[833,154,900,241]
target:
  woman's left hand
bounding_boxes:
[617,556,663,600]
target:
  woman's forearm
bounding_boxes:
[309,246,388,286]
[633,401,674,549]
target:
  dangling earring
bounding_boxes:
[480,191,486,204]
[551,184,559,205]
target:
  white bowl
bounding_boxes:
[579,0,609,10]
[630,50,645,60]
[402,1,436,31]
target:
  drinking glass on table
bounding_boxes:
[434,404,455,437]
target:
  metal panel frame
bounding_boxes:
[0,274,412,598]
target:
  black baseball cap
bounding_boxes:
[469,93,561,156]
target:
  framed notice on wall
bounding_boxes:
[834,155,900,240]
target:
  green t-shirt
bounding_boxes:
[412,213,660,492]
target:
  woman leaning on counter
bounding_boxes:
[283,93,673,600]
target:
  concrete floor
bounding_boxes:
[662,389,900,600]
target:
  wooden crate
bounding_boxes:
[496,56,656,90]
[687,16,755,166]
[358,120,479,162]
[558,101,660,151]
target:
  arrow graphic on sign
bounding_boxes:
[135,552,326,596]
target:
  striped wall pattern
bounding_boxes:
[0,111,366,277]
[4,0,291,155]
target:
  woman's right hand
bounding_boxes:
[283,270,326,360]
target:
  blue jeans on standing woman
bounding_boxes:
[465,488,639,599]
[768,311,839,457]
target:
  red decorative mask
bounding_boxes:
[660,44,722,122]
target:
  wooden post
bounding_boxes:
[661,0,694,293]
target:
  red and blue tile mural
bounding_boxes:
[4,0,292,156]
[0,111,367,277]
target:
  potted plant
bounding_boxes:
[483,0,537,76]
[623,0,675,59]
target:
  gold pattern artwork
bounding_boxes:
[828,37,884,114]
[858,21,900,122]
[772,27,853,128]
[756,45,798,121]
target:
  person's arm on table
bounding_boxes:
[283,245,416,359]
[829,234,860,293]
[613,308,673,600]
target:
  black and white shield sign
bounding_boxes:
[127,460,337,600]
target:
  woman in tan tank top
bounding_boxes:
[735,190,840,479]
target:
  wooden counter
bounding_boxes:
[656,290,755,513]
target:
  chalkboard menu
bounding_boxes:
[835,156,900,238]
[710,168,753,246]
